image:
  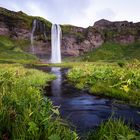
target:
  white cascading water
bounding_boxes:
[51,24,62,63]
[31,19,36,54]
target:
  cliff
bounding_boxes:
[0,7,140,59]
[94,19,140,43]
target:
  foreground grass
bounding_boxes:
[87,119,140,140]
[67,61,140,106]
[0,64,78,140]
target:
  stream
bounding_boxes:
[37,66,140,133]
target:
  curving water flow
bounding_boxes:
[35,66,140,134]
[51,24,62,63]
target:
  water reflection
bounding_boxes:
[42,67,140,133]
[51,67,62,97]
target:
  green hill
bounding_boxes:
[0,36,37,63]
[0,7,52,64]
[81,42,140,62]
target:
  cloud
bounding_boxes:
[0,0,140,27]
[38,0,91,25]
[96,8,116,21]
[0,0,91,27]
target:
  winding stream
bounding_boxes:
[38,66,140,133]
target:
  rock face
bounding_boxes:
[0,17,31,40]
[94,19,140,44]
[0,8,31,39]
[0,7,140,58]
[61,26,104,56]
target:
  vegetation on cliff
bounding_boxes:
[82,42,140,62]
[0,7,51,29]
[0,36,38,63]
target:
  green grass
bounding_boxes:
[87,119,140,140]
[0,36,38,64]
[0,64,78,140]
[0,63,139,140]
[67,61,140,106]
[82,42,140,62]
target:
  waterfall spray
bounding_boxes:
[31,19,37,54]
[51,24,62,63]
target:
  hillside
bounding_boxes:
[81,42,140,62]
[0,7,140,62]
[0,7,51,63]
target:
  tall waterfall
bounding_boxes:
[31,19,36,54]
[51,24,62,63]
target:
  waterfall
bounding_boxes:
[31,19,37,54]
[51,24,62,63]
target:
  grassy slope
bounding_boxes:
[0,7,53,64]
[82,42,140,62]
[0,7,51,29]
[0,36,38,63]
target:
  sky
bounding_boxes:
[0,0,140,27]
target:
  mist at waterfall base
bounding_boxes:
[51,24,62,63]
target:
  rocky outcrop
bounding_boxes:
[0,7,140,58]
[61,25,104,56]
[94,19,140,44]
[0,8,31,39]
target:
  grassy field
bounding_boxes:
[0,33,140,139]
[67,60,140,106]
[0,7,52,30]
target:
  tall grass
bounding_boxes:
[0,36,38,64]
[67,61,140,106]
[0,64,78,140]
[87,119,140,140]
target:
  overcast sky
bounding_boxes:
[0,0,140,27]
